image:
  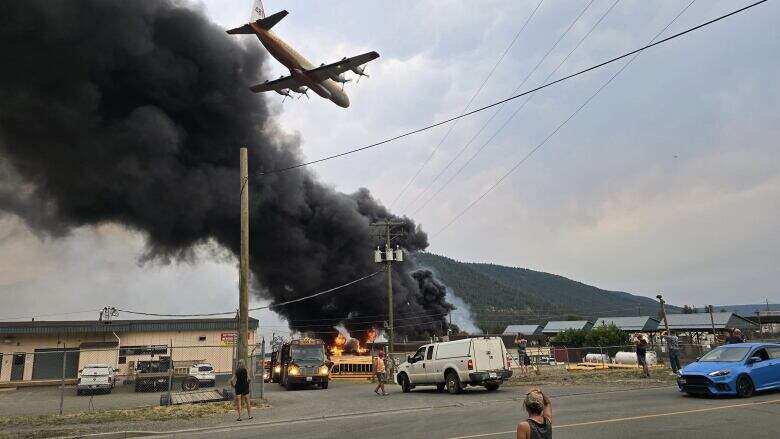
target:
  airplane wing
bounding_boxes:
[305,51,380,82]
[249,75,302,93]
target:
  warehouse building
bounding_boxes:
[0,318,258,382]
[593,316,661,333]
[542,320,593,335]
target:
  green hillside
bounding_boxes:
[413,252,667,333]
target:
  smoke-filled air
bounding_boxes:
[0,0,453,339]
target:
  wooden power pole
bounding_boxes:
[238,147,250,369]
[708,305,716,336]
[370,219,406,358]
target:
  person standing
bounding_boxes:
[516,388,552,439]
[663,331,681,373]
[373,350,388,396]
[726,328,745,344]
[515,333,529,377]
[230,360,252,421]
[635,334,650,378]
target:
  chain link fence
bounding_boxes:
[0,343,263,417]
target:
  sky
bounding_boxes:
[0,0,778,337]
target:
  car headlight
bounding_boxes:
[288,365,300,376]
[273,366,281,373]
[708,369,731,377]
[318,365,329,376]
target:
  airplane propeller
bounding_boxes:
[351,65,369,83]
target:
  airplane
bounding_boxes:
[227,0,380,108]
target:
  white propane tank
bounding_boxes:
[374,247,383,263]
[395,246,404,262]
[584,353,609,363]
[614,351,657,365]
[385,245,394,261]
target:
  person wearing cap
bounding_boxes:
[515,333,529,377]
[373,350,388,396]
[662,331,681,373]
[516,388,552,439]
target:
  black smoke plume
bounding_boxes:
[0,1,450,338]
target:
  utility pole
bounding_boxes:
[708,305,716,336]
[371,219,406,358]
[238,147,249,369]
[756,311,763,340]
[657,294,670,333]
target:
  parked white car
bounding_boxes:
[189,363,216,386]
[77,364,117,395]
[396,337,512,394]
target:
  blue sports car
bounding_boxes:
[677,342,780,397]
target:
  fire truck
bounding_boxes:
[276,338,330,390]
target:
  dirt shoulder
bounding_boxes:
[0,398,270,439]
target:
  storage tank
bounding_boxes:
[614,351,657,365]
[584,353,609,363]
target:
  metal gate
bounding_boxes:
[11,353,25,381]
[32,348,79,380]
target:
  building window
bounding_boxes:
[119,345,168,356]
[118,356,127,364]
[198,336,207,342]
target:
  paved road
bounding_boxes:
[161,385,780,439]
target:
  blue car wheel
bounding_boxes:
[736,375,754,398]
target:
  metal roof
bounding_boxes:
[502,325,543,336]
[664,312,756,330]
[593,316,661,332]
[0,318,259,335]
[542,320,593,333]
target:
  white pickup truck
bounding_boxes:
[396,337,512,394]
[77,364,117,395]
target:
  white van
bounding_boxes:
[396,337,512,394]
[77,364,116,395]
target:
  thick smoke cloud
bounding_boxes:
[0,1,449,338]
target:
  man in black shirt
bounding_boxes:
[635,334,650,378]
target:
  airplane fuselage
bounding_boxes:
[250,23,350,108]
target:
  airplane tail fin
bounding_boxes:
[251,0,265,21]
[226,10,288,34]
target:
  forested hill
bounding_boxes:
[413,252,667,333]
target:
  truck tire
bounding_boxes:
[485,383,499,391]
[182,376,200,391]
[445,371,462,395]
[399,373,412,393]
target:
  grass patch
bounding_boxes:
[505,365,678,387]
[0,398,270,430]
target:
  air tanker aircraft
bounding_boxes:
[227,0,379,108]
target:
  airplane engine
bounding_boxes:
[275,88,292,97]
[350,66,369,78]
[330,73,351,84]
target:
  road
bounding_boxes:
[159,384,780,439]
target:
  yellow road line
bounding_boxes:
[447,398,780,439]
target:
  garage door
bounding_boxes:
[32,348,80,380]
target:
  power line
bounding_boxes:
[432,0,702,238]
[403,0,598,214]
[389,0,546,209]
[410,0,621,216]
[117,270,383,318]
[256,0,767,176]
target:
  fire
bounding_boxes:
[330,333,347,356]
[366,328,377,343]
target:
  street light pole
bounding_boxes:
[238,147,249,369]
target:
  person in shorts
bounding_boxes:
[635,334,650,378]
[515,333,529,377]
[373,350,388,396]
[230,360,252,421]
[516,388,552,439]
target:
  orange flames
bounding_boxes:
[328,331,374,356]
[330,333,346,356]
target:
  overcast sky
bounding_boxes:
[1,0,778,337]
